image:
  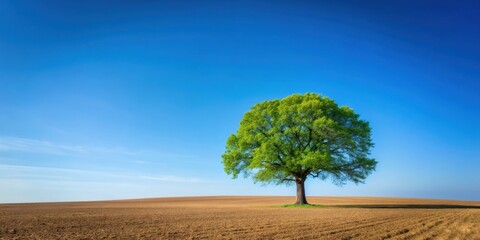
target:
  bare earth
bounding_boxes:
[1,196,479,239]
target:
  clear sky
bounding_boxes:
[0,0,479,203]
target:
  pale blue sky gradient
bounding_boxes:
[1,0,479,203]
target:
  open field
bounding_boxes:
[1,196,479,239]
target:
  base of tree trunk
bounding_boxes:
[295,180,308,204]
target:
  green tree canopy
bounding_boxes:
[222,93,377,204]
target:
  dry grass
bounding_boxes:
[1,196,479,239]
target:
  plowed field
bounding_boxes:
[1,196,479,239]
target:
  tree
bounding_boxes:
[222,93,377,204]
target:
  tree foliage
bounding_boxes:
[222,93,377,189]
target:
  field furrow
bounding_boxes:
[1,196,479,240]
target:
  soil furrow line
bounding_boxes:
[367,213,446,239]
[399,211,460,239]
[302,212,437,239]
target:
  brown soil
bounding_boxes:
[1,196,479,239]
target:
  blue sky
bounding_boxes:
[0,0,479,203]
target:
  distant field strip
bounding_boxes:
[0,196,479,239]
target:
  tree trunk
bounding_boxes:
[295,179,308,205]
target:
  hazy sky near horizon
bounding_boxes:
[1,0,479,203]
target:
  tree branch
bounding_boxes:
[280,178,295,182]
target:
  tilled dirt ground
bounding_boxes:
[1,196,479,239]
